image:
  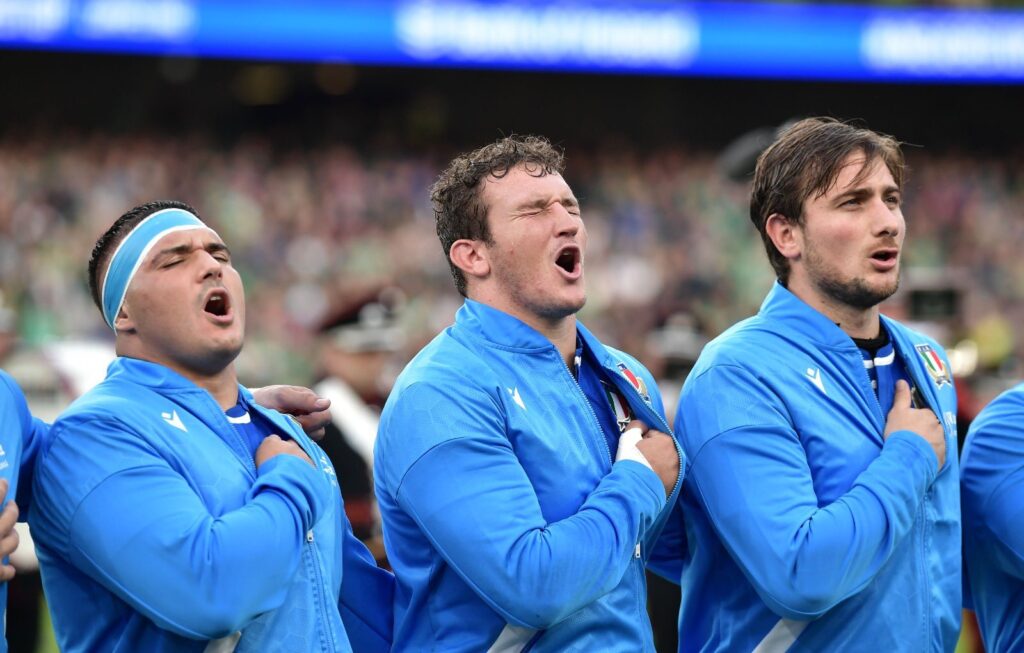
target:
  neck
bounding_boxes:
[182,365,239,410]
[545,316,579,369]
[117,344,239,409]
[785,278,881,339]
[514,311,579,368]
[468,295,579,368]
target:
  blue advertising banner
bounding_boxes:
[1,0,1023,82]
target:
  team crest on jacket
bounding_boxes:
[914,344,951,388]
[617,363,650,403]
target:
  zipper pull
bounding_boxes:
[306,529,315,543]
[634,543,642,559]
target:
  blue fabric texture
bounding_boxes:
[375,299,684,652]
[0,370,48,653]
[961,383,1024,653]
[29,357,393,653]
[669,282,960,652]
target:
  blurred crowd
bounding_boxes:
[2,131,1023,404]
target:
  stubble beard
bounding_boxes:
[805,246,899,310]
[492,255,585,323]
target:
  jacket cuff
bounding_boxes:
[885,430,940,483]
[613,459,667,513]
[252,454,328,531]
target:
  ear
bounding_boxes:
[449,239,491,282]
[113,302,137,335]
[765,213,803,261]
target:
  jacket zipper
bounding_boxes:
[897,347,941,649]
[603,365,683,501]
[306,529,336,652]
[562,359,614,466]
[564,353,660,633]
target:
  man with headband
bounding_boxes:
[29,200,393,652]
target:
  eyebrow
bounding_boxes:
[151,241,231,266]
[835,185,900,202]
[514,195,580,212]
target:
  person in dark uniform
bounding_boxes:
[314,286,405,558]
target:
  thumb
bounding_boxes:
[892,380,911,408]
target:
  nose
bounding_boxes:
[873,198,903,238]
[198,250,224,280]
[553,203,581,238]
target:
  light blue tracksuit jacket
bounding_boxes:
[961,382,1024,653]
[669,282,960,652]
[375,299,684,652]
[0,370,48,653]
[29,357,393,653]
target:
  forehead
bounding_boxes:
[481,165,573,207]
[825,153,896,195]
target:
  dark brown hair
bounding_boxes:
[431,135,565,296]
[749,117,905,283]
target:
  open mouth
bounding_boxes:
[870,249,898,264]
[555,246,581,274]
[204,289,231,318]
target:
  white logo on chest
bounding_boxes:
[507,387,527,411]
[806,368,826,395]
[161,410,187,432]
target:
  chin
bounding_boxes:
[537,296,586,321]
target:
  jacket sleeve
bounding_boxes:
[962,387,1024,581]
[0,370,49,513]
[384,381,666,630]
[646,501,687,584]
[679,363,938,620]
[33,416,332,640]
[15,416,47,514]
[338,517,394,652]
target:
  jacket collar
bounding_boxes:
[456,299,567,352]
[105,356,251,402]
[759,281,861,351]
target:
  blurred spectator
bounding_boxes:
[313,285,406,562]
[1,130,1022,406]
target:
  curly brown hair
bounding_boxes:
[750,117,906,284]
[431,135,565,296]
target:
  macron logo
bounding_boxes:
[161,410,187,432]
[806,368,826,395]
[507,387,526,411]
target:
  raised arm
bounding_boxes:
[380,381,666,630]
[32,417,333,640]
[679,364,939,619]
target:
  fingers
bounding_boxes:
[251,385,332,416]
[293,409,332,438]
[0,499,18,536]
[893,380,911,408]
[0,517,18,558]
[623,420,649,437]
[0,479,7,503]
[285,390,331,416]
[305,427,327,442]
[0,499,19,582]
[255,434,316,469]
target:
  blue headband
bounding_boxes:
[101,208,215,330]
